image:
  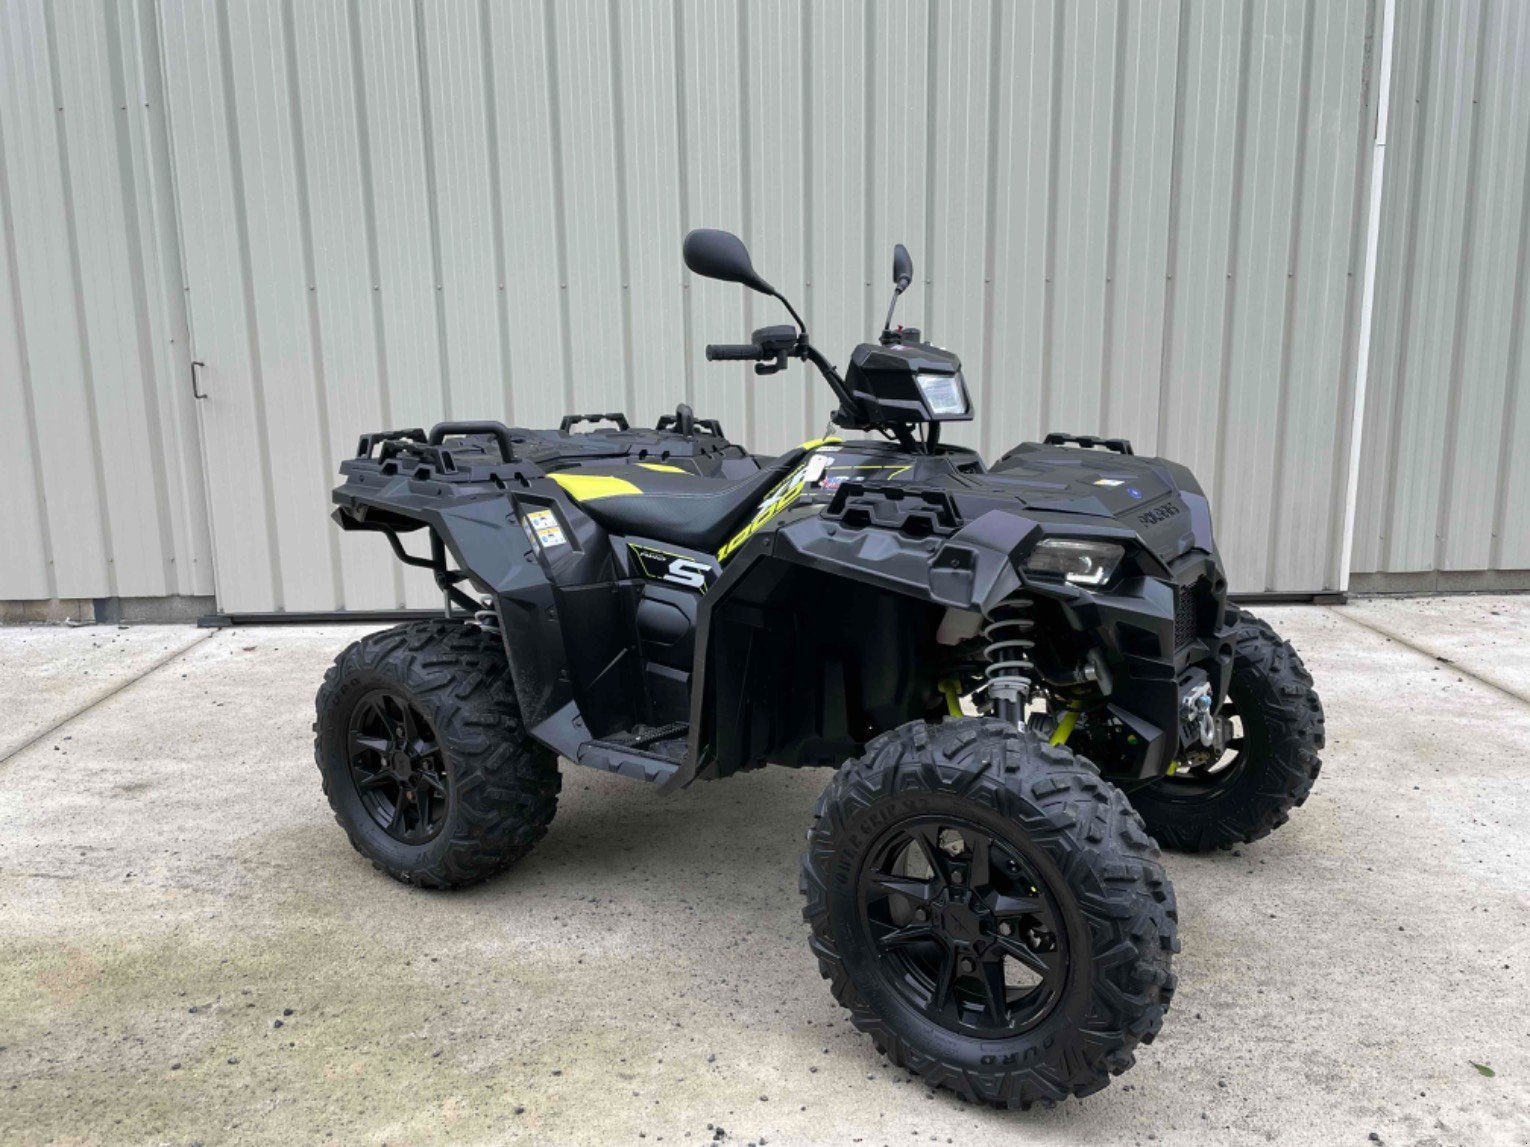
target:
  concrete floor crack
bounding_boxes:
[1323,606,1530,709]
[0,630,220,769]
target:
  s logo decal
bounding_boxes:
[627,543,718,593]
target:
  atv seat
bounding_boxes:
[550,447,807,553]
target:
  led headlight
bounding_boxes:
[1023,538,1125,587]
[916,371,969,417]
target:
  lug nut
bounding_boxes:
[951,871,964,885]
[999,922,1013,936]
[914,909,927,922]
[959,958,975,974]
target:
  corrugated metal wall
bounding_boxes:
[1352,0,1530,577]
[14,0,1460,614]
[0,0,211,602]
[152,0,1380,611]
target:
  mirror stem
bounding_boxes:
[772,289,809,336]
[882,284,906,335]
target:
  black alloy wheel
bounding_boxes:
[347,688,449,844]
[315,619,561,888]
[1125,606,1325,852]
[859,817,1066,1037]
[802,718,1178,1108]
[1155,698,1247,800]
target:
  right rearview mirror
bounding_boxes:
[683,229,774,295]
[892,243,913,291]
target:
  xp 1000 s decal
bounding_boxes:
[715,444,839,561]
[627,542,719,593]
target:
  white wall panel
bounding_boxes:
[1353,0,1530,577]
[33,0,1515,610]
[151,0,1381,608]
[0,0,211,603]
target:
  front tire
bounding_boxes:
[1127,607,1324,852]
[314,618,560,888]
[800,718,1178,1109]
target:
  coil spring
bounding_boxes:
[473,605,501,636]
[982,596,1036,720]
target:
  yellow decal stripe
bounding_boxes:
[799,435,844,451]
[829,463,912,478]
[716,463,810,561]
[636,462,687,472]
[550,473,642,500]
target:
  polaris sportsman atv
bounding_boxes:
[315,230,1324,1108]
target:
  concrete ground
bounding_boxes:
[1,598,1527,1146]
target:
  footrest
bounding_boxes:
[575,725,689,784]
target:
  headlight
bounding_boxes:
[916,371,969,417]
[1023,538,1125,587]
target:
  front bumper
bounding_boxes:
[1027,552,1235,778]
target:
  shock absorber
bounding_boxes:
[983,595,1036,726]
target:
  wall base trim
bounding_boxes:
[1349,569,1530,596]
[197,609,443,628]
[0,596,215,625]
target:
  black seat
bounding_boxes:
[551,448,806,553]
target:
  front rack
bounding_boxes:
[1043,432,1134,456]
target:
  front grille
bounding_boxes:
[1174,583,1198,649]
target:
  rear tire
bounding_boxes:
[314,618,560,888]
[1127,607,1324,852]
[800,718,1178,1109]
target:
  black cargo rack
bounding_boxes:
[351,421,538,484]
[1043,432,1134,455]
[823,481,963,538]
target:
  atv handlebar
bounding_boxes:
[706,343,767,361]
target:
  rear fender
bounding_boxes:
[335,484,591,757]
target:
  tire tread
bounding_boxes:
[313,619,560,889]
[800,718,1178,1109]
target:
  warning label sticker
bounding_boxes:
[524,509,567,548]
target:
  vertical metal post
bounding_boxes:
[1338,0,1397,593]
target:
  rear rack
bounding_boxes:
[559,412,630,433]
[353,422,533,483]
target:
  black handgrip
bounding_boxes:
[428,420,516,463]
[706,343,766,361]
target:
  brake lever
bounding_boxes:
[754,350,789,376]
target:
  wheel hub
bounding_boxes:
[389,748,414,779]
[346,689,448,844]
[859,817,1067,1037]
[937,899,985,945]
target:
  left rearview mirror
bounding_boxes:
[683,229,774,295]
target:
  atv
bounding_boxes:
[314,229,1324,1108]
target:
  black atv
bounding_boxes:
[314,230,1324,1108]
